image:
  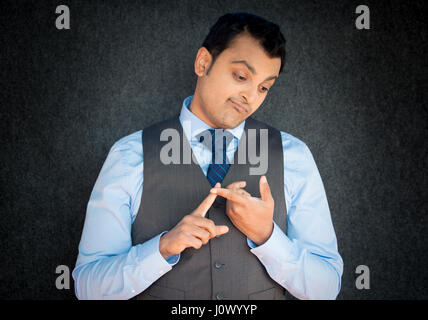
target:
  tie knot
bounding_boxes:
[198,129,234,152]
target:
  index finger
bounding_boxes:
[210,187,247,205]
[192,182,220,217]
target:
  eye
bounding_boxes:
[233,73,246,81]
[261,86,269,92]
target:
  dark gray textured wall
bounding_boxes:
[1,0,427,299]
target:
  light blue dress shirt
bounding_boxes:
[72,95,343,300]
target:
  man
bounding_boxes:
[73,12,343,300]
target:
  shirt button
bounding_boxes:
[131,289,135,294]
[159,270,164,275]
[216,292,224,300]
[214,261,223,269]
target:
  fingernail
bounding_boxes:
[261,176,267,183]
[210,188,217,194]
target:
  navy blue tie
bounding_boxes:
[200,129,233,187]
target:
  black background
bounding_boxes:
[1,0,427,299]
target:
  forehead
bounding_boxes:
[220,33,281,74]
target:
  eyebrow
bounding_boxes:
[231,60,278,81]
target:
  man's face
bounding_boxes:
[192,32,281,129]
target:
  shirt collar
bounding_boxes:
[179,95,245,142]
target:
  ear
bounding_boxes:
[194,47,212,77]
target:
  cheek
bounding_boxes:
[203,71,239,108]
[215,74,234,92]
[208,83,233,104]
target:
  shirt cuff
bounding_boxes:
[247,221,294,265]
[134,231,180,283]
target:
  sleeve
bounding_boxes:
[246,132,344,300]
[72,130,180,300]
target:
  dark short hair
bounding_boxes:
[201,12,286,75]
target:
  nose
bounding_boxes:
[239,86,257,106]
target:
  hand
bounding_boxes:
[159,182,229,259]
[210,176,274,246]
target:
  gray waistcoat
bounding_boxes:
[131,114,292,300]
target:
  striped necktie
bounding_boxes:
[198,129,234,187]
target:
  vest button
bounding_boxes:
[216,292,224,300]
[214,261,222,269]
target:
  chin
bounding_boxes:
[211,109,244,129]
[223,118,244,129]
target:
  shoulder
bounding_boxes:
[90,130,144,210]
[142,114,180,132]
[110,130,144,167]
[279,130,317,173]
[248,118,314,167]
[277,131,324,201]
[279,131,310,154]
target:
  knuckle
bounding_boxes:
[204,231,211,241]
[234,208,244,217]
[206,219,215,228]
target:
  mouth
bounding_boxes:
[229,99,248,114]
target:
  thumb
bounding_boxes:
[215,225,229,236]
[259,175,273,202]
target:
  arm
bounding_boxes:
[72,130,180,300]
[247,132,343,300]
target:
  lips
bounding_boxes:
[230,99,248,113]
